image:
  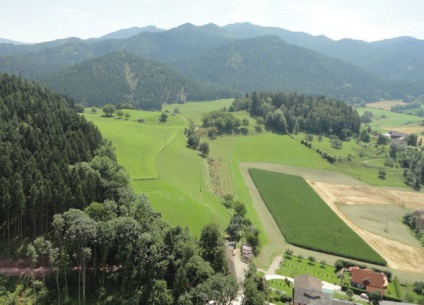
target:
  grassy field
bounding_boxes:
[163,99,233,124]
[85,109,185,178]
[248,169,386,265]
[85,108,230,236]
[86,103,420,274]
[357,107,423,133]
[337,204,420,247]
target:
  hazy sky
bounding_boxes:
[1,0,423,43]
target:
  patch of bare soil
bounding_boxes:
[208,158,234,196]
[0,258,51,278]
[309,181,424,274]
[312,183,424,210]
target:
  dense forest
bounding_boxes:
[0,74,109,243]
[231,92,360,138]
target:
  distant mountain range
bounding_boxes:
[1,22,423,108]
[0,37,26,44]
[96,26,164,40]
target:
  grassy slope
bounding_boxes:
[248,169,386,265]
[85,109,185,178]
[357,107,423,133]
[85,108,230,236]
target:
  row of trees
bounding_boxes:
[231,92,361,138]
[221,195,259,253]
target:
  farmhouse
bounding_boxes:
[293,274,354,305]
[350,267,388,295]
[388,131,408,139]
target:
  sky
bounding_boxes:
[1,0,423,43]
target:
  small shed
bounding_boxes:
[241,244,254,263]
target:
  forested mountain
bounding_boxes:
[42,51,231,109]
[1,23,423,106]
[113,23,235,62]
[225,23,424,96]
[172,35,390,101]
[0,38,25,44]
[97,25,164,40]
[0,38,97,80]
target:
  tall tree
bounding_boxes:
[199,223,226,273]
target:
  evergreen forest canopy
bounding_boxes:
[0,73,108,242]
[0,73,246,304]
[1,23,424,109]
[232,92,360,139]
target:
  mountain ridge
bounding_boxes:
[0,22,423,105]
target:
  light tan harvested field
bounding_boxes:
[309,181,424,274]
[240,162,424,274]
[391,125,424,134]
[367,100,406,110]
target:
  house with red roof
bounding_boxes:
[350,267,388,295]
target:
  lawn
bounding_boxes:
[248,169,386,265]
[277,254,340,284]
[278,253,400,302]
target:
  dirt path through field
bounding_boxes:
[239,162,424,274]
[239,163,287,266]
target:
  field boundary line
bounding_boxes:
[154,129,184,178]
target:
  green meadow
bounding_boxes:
[357,107,423,132]
[85,100,418,266]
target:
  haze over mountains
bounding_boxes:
[1,22,423,109]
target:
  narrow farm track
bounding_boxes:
[239,163,287,265]
[239,162,424,274]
